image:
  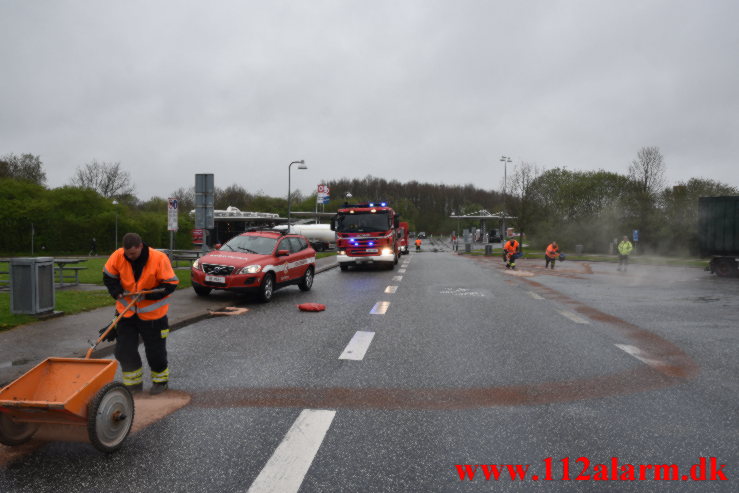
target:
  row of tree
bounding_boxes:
[1,148,736,256]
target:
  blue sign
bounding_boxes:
[633,229,639,242]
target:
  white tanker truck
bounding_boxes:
[273,223,335,252]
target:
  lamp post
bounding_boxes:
[287,160,307,234]
[499,155,511,238]
[112,200,119,247]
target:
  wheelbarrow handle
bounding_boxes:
[84,289,166,359]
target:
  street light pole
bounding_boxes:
[499,155,512,239]
[112,199,119,248]
[287,160,307,234]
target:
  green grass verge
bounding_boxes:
[0,290,114,332]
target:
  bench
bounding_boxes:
[168,250,205,269]
[55,266,88,286]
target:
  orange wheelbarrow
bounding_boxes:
[0,290,158,453]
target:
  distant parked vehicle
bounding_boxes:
[699,196,739,277]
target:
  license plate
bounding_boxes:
[365,248,378,253]
[205,275,225,283]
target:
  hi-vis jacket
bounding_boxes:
[618,240,633,256]
[546,243,559,258]
[104,248,179,320]
[504,240,519,254]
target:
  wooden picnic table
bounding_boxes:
[53,258,88,286]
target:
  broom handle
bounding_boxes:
[85,289,165,359]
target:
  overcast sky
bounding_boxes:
[1,0,737,202]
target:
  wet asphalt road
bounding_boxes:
[1,245,737,492]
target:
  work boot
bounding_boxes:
[126,383,143,394]
[150,382,168,395]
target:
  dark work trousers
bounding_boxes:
[545,256,556,269]
[115,314,168,378]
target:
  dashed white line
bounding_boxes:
[527,291,544,300]
[339,331,376,360]
[370,301,390,314]
[557,309,590,324]
[392,275,403,282]
[398,268,406,273]
[247,409,336,493]
[615,344,665,369]
[384,285,398,294]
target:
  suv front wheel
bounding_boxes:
[298,266,314,291]
[258,273,275,302]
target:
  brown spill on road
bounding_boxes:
[191,258,698,410]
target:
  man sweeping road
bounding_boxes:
[103,233,179,395]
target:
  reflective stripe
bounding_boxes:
[151,368,169,383]
[103,267,119,279]
[163,276,178,282]
[161,329,170,339]
[137,298,169,313]
[123,367,143,385]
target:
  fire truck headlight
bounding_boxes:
[240,265,262,274]
[338,250,346,255]
[381,248,393,256]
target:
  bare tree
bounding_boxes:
[509,161,542,249]
[0,153,47,185]
[629,146,665,196]
[70,160,135,198]
[170,186,195,212]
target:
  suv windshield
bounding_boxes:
[335,211,390,233]
[220,235,277,255]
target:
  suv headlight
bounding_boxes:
[192,259,201,270]
[239,265,262,274]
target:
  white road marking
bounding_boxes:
[392,275,403,282]
[247,409,336,493]
[339,331,376,360]
[384,285,398,294]
[615,344,665,369]
[527,291,544,300]
[557,309,590,324]
[398,268,407,273]
[370,301,391,314]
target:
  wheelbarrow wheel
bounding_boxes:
[87,382,135,453]
[0,412,39,446]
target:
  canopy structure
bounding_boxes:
[449,209,517,240]
[450,209,515,220]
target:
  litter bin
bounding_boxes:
[464,243,471,253]
[485,244,493,256]
[10,257,55,314]
[575,244,584,255]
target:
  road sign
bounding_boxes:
[168,198,178,231]
[633,229,639,242]
[195,174,214,229]
[317,184,330,204]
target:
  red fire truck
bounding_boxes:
[398,221,410,255]
[331,202,400,271]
